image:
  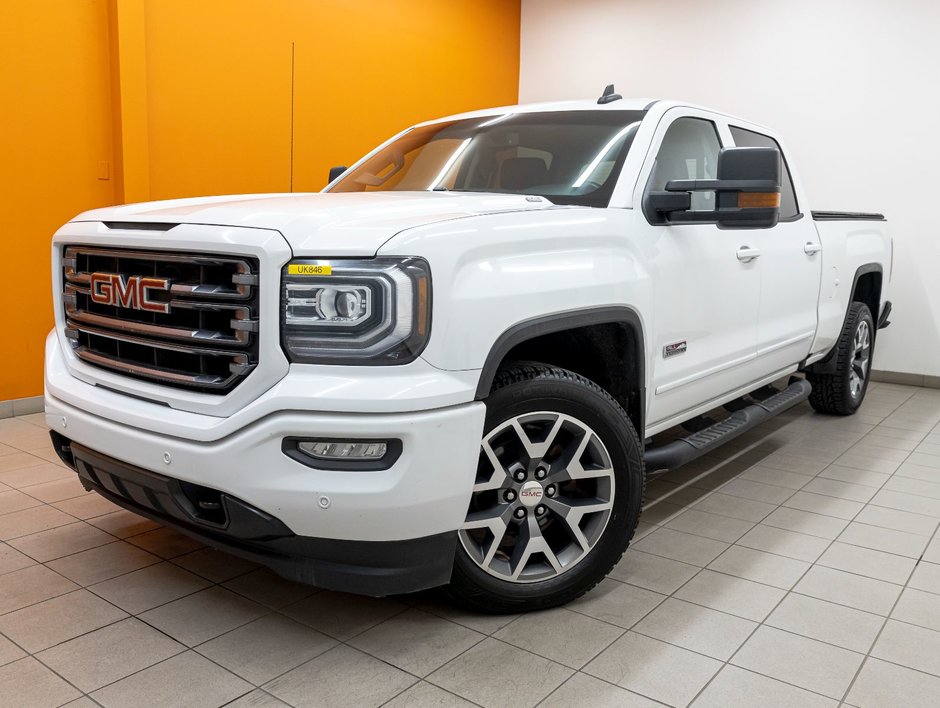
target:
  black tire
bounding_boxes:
[807,302,874,415]
[446,363,644,613]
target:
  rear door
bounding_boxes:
[636,110,765,429]
[728,125,822,373]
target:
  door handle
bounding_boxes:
[736,246,761,262]
[804,242,822,255]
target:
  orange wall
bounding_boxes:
[0,0,116,402]
[142,0,521,199]
[0,0,520,401]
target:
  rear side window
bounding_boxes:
[729,126,800,219]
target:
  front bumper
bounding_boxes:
[52,438,456,595]
[45,389,484,541]
[45,335,486,595]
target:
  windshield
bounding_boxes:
[328,110,646,208]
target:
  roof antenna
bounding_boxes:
[597,84,622,105]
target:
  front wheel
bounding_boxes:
[807,302,874,415]
[446,363,644,613]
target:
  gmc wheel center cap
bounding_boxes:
[519,481,544,507]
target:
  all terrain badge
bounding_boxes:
[663,341,687,358]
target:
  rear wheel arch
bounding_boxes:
[805,263,882,375]
[852,265,883,324]
[475,307,647,434]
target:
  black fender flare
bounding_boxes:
[803,263,883,375]
[475,306,647,430]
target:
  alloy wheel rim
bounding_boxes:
[459,411,615,583]
[849,320,871,399]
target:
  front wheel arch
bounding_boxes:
[475,307,647,434]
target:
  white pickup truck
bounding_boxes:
[45,89,892,612]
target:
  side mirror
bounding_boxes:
[328,165,347,183]
[646,147,781,228]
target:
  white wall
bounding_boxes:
[520,0,940,377]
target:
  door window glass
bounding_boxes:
[729,126,800,219]
[650,118,722,212]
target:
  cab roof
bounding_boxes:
[416,97,773,139]
[416,98,660,127]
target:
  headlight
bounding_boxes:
[281,258,431,364]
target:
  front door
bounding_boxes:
[637,111,764,430]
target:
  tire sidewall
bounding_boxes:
[451,369,644,610]
[842,304,874,412]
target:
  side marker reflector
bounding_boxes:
[737,192,781,209]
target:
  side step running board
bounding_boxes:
[644,378,812,473]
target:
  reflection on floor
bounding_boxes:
[1,382,939,707]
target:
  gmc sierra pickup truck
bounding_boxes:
[45,89,892,612]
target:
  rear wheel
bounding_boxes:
[446,363,644,613]
[807,302,874,415]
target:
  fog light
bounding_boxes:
[298,440,388,460]
[282,437,401,470]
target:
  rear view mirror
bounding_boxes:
[328,165,347,183]
[713,148,781,228]
[646,147,781,229]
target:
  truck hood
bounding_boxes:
[73,191,556,256]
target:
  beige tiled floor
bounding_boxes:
[1,382,940,707]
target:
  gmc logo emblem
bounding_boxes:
[89,273,171,314]
[521,489,543,499]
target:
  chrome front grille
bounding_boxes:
[62,246,260,393]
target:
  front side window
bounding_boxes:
[329,110,646,208]
[649,117,722,212]
[729,126,800,219]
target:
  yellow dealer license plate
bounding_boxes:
[288,264,332,276]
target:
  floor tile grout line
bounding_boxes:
[663,491,813,704]
[702,663,854,706]
[784,587,899,618]
[2,524,130,567]
[611,565,795,623]
[381,679,488,708]
[842,653,940,687]
[0,635,101,706]
[640,462,822,572]
[838,516,937,541]
[424,633,579,699]
[719,410,923,706]
[62,595,288,698]
[0,527,215,588]
[672,561,843,705]
[563,668,677,707]
[0,546,266,657]
[40,636,191,700]
[492,610,628,673]
[18,563,241,656]
[220,686,287,708]
[676,490,940,566]
[99,543,406,696]
[535,671,673,708]
[426,636,568,704]
[252,602,465,697]
[837,519,940,705]
[186,608,338,695]
[686,393,917,705]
